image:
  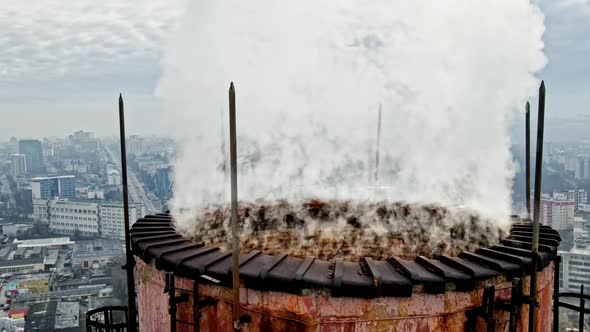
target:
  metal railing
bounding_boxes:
[86,305,128,332]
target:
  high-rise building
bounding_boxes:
[538,195,575,230]
[11,154,27,177]
[574,156,583,179]
[559,242,590,292]
[53,175,76,199]
[155,165,171,199]
[31,177,53,200]
[31,175,76,200]
[583,157,590,180]
[19,140,43,175]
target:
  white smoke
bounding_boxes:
[156,0,547,232]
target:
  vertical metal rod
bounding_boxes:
[578,284,584,332]
[529,80,546,332]
[169,273,177,332]
[526,101,531,220]
[193,281,200,332]
[228,82,241,330]
[553,256,560,332]
[509,277,522,332]
[373,103,382,190]
[221,106,228,200]
[486,285,496,332]
[119,94,138,332]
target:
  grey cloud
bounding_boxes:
[0,0,185,81]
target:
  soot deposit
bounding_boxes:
[181,200,508,261]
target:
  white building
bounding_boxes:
[562,189,588,206]
[33,199,49,222]
[47,199,100,237]
[579,203,590,213]
[559,243,590,292]
[10,154,26,177]
[578,189,588,205]
[99,203,144,240]
[107,169,121,186]
[87,188,104,200]
[33,198,144,239]
[1,224,33,237]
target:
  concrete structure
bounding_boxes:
[561,189,587,208]
[31,175,76,200]
[31,178,52,200]
[10,154,26,177]
[1,223,33,237]
[14,237,74,249]
[18,139,43,175]
[99,203,143,240]
[32,199,49,222]
[107,169,121,186]
[34,198,143,239]
[536,194,575,230]
[24,301,81,331]
[579,203,590,213]
[0,316,25,332]
[87,187,104,200]
[5,273,50,293]
[46,199,99,237]
[127,135,144,155]
[559,243,590,293]
[72,239,123,269]
[155,165,171,199]
[0,259,44,274]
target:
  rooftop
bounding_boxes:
[14,237,74,248]
[25,301,82,332]
[73,239,123,258]
[53,302,80,330]
[0,258,43,268]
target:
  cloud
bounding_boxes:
[0,0,185,82]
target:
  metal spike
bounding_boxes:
[228,82,241,330]
[529,80,546,332]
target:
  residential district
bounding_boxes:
[1,133,590,330]
[0,131,173,331]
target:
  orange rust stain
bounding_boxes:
[136,260,557,332]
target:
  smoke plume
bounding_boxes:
[156,1,547,233]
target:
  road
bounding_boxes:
[128,172,159,214]
[104,144,158,215]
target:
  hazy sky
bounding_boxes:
[0,0,588,139]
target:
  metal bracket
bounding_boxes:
[165,272,189,332]
[466,283,496,332]
[496,277,523,332]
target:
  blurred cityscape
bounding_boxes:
[0,131,174,331]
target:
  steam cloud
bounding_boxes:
[156,1,547,234]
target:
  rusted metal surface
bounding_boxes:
[136,259,556,331]
[132,215,560,331]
